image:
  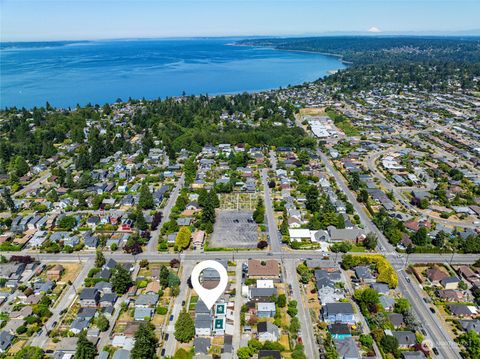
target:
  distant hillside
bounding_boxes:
[237,36,480,65]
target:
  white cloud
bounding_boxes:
[368,26,381,33]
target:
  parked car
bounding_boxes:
[429,307,436,314]
[169,315,174,321]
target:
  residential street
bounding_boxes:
[317,149,462,359]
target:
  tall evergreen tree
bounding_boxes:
[75,330,97,359]
[131,322,158,359]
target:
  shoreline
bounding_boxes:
[228,42,353,65]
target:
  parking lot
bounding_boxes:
[209,210,258,248]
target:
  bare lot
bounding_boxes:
[209,210,258,248]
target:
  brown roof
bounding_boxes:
[457,266,477,280]
[427,267,448,282]
[436,289,464,301]
[48,264,65,273]
[247,259,280,277]
[145,281,161,294]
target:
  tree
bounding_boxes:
[358,189,369,203]
[237,346,253,359]
[359,334,373,348]
[253,198,265,224]
[12,155,29,177]
[135,209,148,230]
[292,344,307,359]
[277,294,287,308]
[95,250,105,268]
[412,227,428,246]
[350,172,361,191]
[139,183,154,209]
[151,211,163,230]
[331,241,352,253]
[14,346,43,359]
[289,316,301,335]
[459,330,480,359]
[131,322,158,359]
[305,186,320,212]
[75,330,97,359]
[394,298,410,315]
[364,233,378,250]
[297,263,313,284]
[280,208,289,235]
[174,310,195,343]
[58,216,77,230]
[380,335,399,356]
[111,264,132,294]
[175,226,191,251]
[257,240,268,249]
[354,288,380,313]
[95,314,109,331]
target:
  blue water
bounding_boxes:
[0,38,345,109]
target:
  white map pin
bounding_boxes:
[191,260,228,310]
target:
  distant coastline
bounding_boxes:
[229,42,353,65]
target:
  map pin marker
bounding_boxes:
[191,260,228,310]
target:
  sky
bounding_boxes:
[1,0,480,42]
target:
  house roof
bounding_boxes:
[194,337,211,354]
[258,350,281,359]
[323,302,354,316]
[426,267,448,282]
[388,313,404,327]
[247,259,279,277]
[391,331,416,346]
[334,337,360,359]
[257,322,279,336]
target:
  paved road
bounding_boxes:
[318,149,462,359]
[30,258,94,348]
[3,250,478,265]
[163,259,193,357]
[147,174,184,253]
[232,261,244,355]
[262,168,282,252]
[364,147,478,229]
[284,259,317,359]
[14,159,71,198]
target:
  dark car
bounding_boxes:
[182,300,185,306]
[432,347,439,355]
[429,307,436,314]
[160,348,166,357]
[169,315,174,321]
[164,333,169,341]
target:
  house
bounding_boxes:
[457,266,479,284]
[329,323,351,339]
[248,287,277,302]
[459,319,480,334]
[0,331,14,353]
[441,276,460,290]
[258,350,281,359]
[33,279,55,294]
[194,337,211,355]
[144,281,161,295]
[47,264,65,281]
[426,267,448,285]
[247,260,280,280]
[334,337,360,359]
[380,296,396,311]
[94,282,113,294]
[257,302,276,318]
[134,307,153,321]
[257,322,279,342]
[391,331,416,348]
[84,234,99,249]
[388,313,404,328]
[354,266,376,283]
[100,293,117,307]
[77,307,97,321]
[258,349,282,359]
[135,293,159,308]
[70,318,91,334]
[448,304,478,317]
[79,288,100,307]
[328,227,366,242]
[436,289,464,302]
[112,349,131,359]
[322,303,356,324]
[402,352,426,359]
[195,314,212,336]
[371,283,390,294]
[10,306,33,319]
